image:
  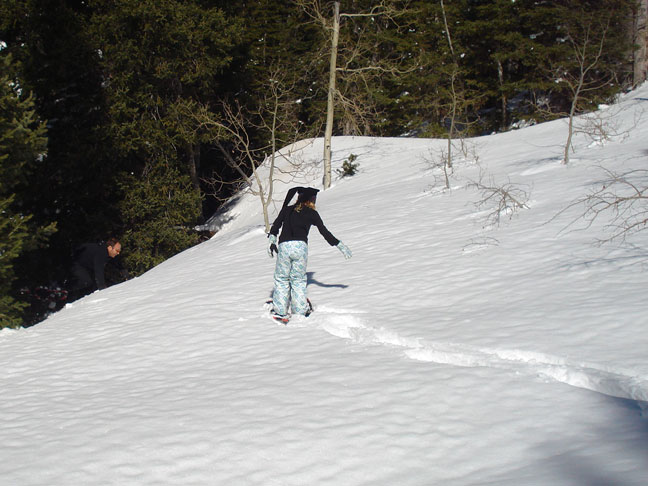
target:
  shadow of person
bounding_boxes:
[307,272,349,289]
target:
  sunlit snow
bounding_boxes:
[2,84,647,486]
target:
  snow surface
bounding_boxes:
[2,85,648,485]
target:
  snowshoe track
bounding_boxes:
[310,308,648,410]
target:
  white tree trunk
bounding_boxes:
[633,0,648,86]
[323,2,340,190]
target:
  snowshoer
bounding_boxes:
[267,187,351,321]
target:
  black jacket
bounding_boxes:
[270,205,339,246]
[72,242,112,289]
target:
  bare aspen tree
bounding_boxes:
[440,0,458,171]
[631,0,647,87]
[437,0,484,177]
[322,2,340,191]
[562,18,610,165]
[296,0,414,189]
[538,6,629,165]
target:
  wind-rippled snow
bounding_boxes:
[2,85,648,485]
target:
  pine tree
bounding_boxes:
[117,164,202,276]
[374,0,446,136]
[542,0,635,113]
[218,0,324,151]
[0,53,53,328]
[89,0,243,272]
[1,0,119,294]
[452,0,550,130]
[89,0,242,176]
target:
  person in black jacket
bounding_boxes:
[268,187,351,320]
[68,237,125,300]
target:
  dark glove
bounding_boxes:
[267,234,278,258]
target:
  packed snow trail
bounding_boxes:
[304,306,648,410]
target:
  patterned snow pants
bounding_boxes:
[272,241,309,316]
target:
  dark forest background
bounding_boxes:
[1,0,644,327]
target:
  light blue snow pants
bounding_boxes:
[272,241,309,316]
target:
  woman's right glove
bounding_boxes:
[337,242,352,259]
[267,234,278,258]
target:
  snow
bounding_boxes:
[2,85,648,485]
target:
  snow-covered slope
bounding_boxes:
[2,85,648,486]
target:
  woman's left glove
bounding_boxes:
[337,242,352,259]
[267,234,278,258]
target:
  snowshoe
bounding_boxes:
[270,310,290,325]
[265,299,313,324]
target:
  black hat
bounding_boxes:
[297,187,319,203]
[280,186,319,209]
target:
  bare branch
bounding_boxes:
[558,167,648,243]
[468,171,531,227]
[574,104,645,146]
[190,65,310,230]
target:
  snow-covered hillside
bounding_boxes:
[2,85,648,486]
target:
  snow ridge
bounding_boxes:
[311,308,648,411]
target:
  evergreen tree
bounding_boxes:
[0,0,638,314]
[541,0,635,114]
[219,0,324,144]
[0,53,54,328]
[334,0,421,136]
[452,0,552,130]
[89,0,241,173]
[89,0,242,272]
[376,0,445,136]
[1,0,118,292]
[118,164,202,275]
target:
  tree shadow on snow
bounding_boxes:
[544,400,648,486]
[558,245,648,271]
[529,396,647,485]
[480,396,648,485]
